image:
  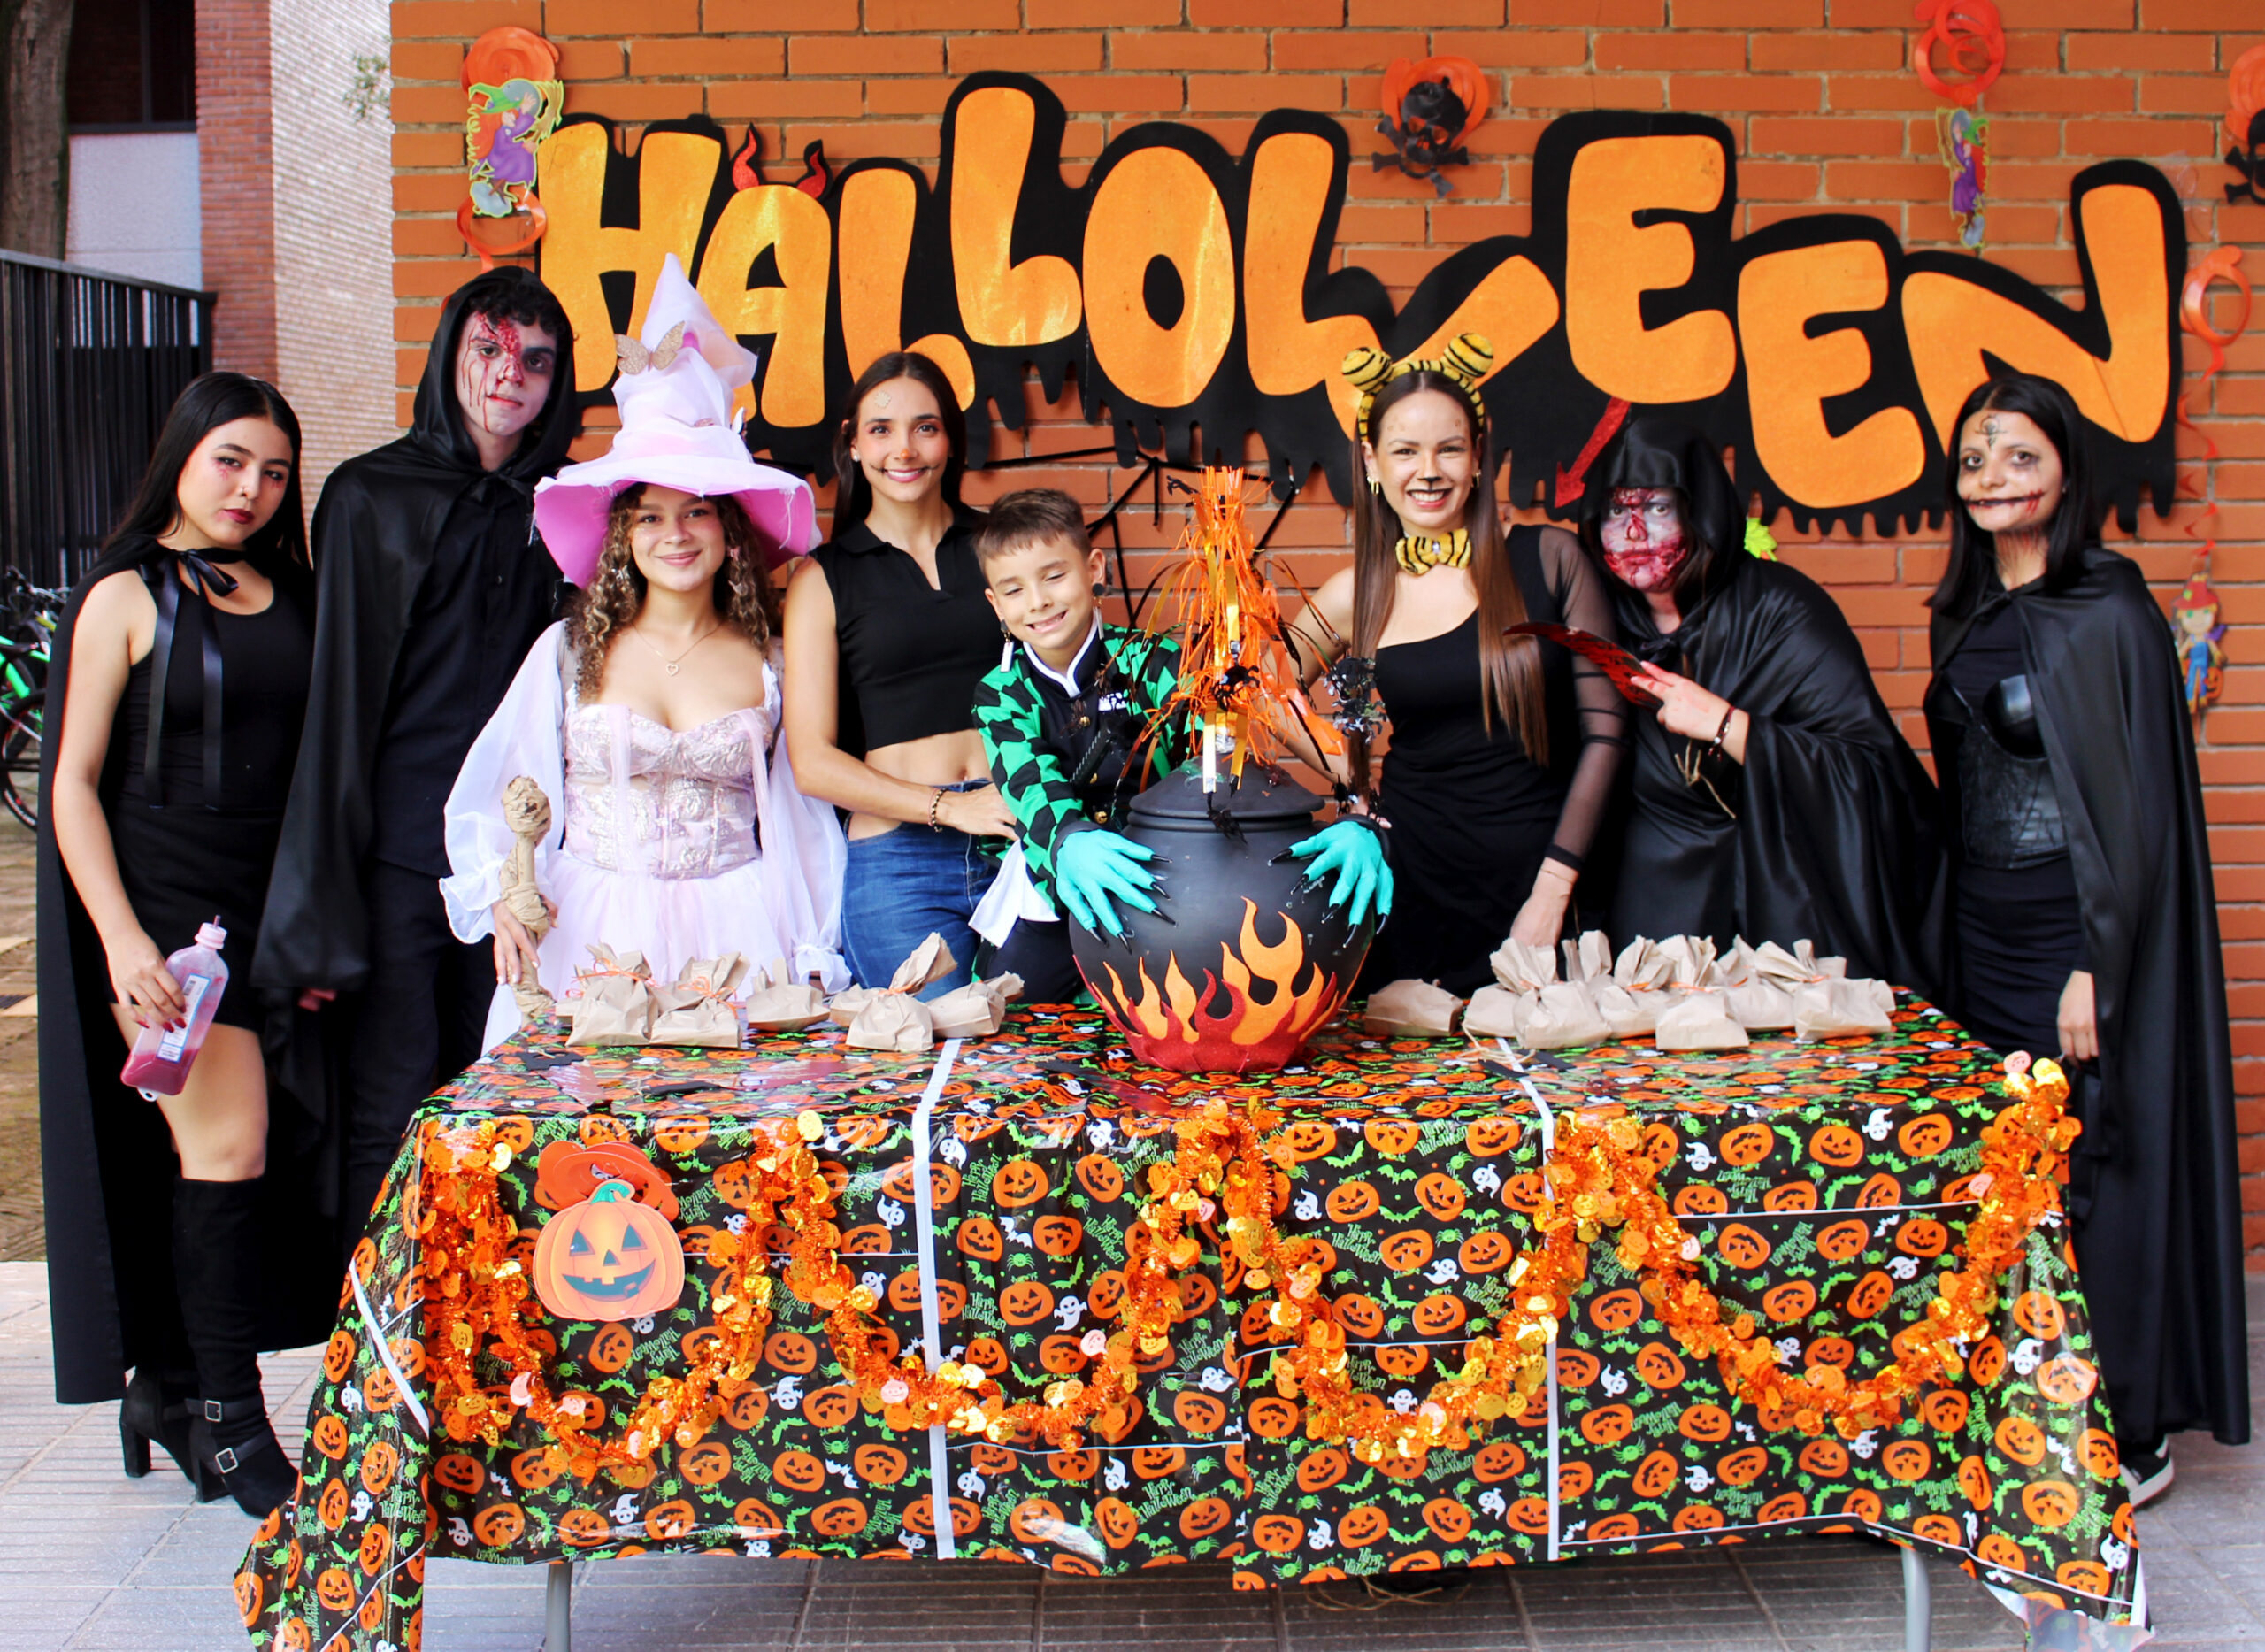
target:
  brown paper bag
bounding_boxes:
[1593,980,1662,1037]
[826,986,881,1027]
[742,981,829,1033]
[1462,985,1535,1040]
[1561,930,1615,985]
[1655,935,1723,990]
[648,954,749,1048]
[889,933,958,995]
[1360,980,1463,1037]
[847,992,936,1052]
[1791,978,1893,1040]
[1488,937,1556,994]
[564,944,655,1046]
[1724,939,1795,1031]
[1521,980,1609,1050]
[1655,989,1750,1051]
[929,977,1010,1038]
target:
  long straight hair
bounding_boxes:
[105,372,308,566]
[829,351,967,529]
[1347,371,1543,792]
[1927,372,2097,617]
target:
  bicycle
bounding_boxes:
[0,567,65,831]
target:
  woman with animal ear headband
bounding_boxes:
[1291,334,1629,993]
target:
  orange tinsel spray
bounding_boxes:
[1148,468,1339,791]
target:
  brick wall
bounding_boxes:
[199,0,399,508]
[386,4,2265,1248]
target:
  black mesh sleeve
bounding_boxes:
[1539,527,1629,869]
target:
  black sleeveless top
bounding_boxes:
[118,561,314,816]
[809,507,995,757]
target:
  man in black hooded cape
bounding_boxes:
[1929,547,2247,1451]
[1580,419,1941,994]
[255,266,577,1225]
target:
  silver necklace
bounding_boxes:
[628,620,720,676]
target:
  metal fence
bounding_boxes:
[0,249,213,589]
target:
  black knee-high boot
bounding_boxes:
[173,1176,298,1517]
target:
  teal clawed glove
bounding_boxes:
[1054,829,1159,937]
[1289,818,1392,928]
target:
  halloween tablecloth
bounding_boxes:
[237,1000,2141,1650]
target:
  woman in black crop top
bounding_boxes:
[1923,372,2243,1479]
[41,374,324,1518]
[783,351,1015,994]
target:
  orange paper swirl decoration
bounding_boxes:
[457,26,564,269]
[2226,44,2265,204]
[1912,0,2005,107]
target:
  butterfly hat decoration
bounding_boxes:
[532,252,818,586]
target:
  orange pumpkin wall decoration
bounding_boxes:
[532,1178,686,1322]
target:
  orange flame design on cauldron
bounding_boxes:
[1084,899,1347,1072]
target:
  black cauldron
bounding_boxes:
[1069,761,1378,1072]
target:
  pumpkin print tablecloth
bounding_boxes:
[237,999,2141,1650]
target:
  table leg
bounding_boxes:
[1901,1543,1931,1652]
[546,1558,573,1652]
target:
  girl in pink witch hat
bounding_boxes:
[441,256,845,1049]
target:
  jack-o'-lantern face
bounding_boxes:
[1474,1440,1527,1482]
[1086,1271,1126,1319]
[1806,1335,1855,1370]
[533,1180,686,1322]
[1133,1445,1187,1480]
[1716,1224,1770,1268]
[472,1501,523,1548]
[1464,1117,1519,1156]
[1379,1229,1434,1273]
[580,1322,633,1375]
[1633,1342,1685,1389]
[1913,1512,1964,1547]
[1010,1498,1067,1546]
[1957,1454,1992,1508]
[1673,1183,1728,1216]
[1094,1496,1139,1548]
[2057,1559,2112,1597]
[810,1497,868,1539]
[772,1449,826,1494]
[1299,1448,1351,1492]
[1673,1504,1725,1533]
[433,1452,486,1496]
[311,1414,351,1462]
[1896,1112,1953,1157]
[1757,1492,1808,1525]
[1880,1439,1933,1482]
[2013,1291,2067,1341]
[316,1478,351,1532]
[1855,1172,1902,1209]
[1421,1498,1472,1542]
[1920,1387,1970,1433]
[1993,1415,2048,1466]
[1846,1270,1894,1319]
[1412,1294,1466,1335]
[1976,1533,2026,1573]
[956,1216,1005,1260]
[1968,1334,2006,1386]
[1580,1403,1634,1447]
[678,1441,733,1486]
[838,1223,889,1255]
[1032,1214,1084,1256]
[314,1566,357,1614]
[1324,1180,1380,1223]
[1375,1344,1431,1379]
[1253,1512,1306,1553]
[1588,1288,1644,1333]
[802,1386,857,1428]
[1716,1445,1769,1487]
[1363,1119,1423,1156]
[1815,1218,1871,1261]
[1631,1449,1679,1499]
[1458,1232,1515,1274]
[1338,1504,1390,1546]
[1334,1294,1386,1339]
[1556,1460,1594,1500]
[1895,1218,1949,1258]
[234,1571,263,1627]
[1248,1396,1301,1439]
[999,1279,1056,1326]
[1679,1403,1732,1442]
[1808,1124,1864,1167]
[1798,1438,1850,1479]
[1555,1348,1601,1387]
[1178,1496,1232,1540]
[1278,1121,1338,1161]
[969,1442,1016,1475]
[2078,1430,2119,1479]
[1838,1487,1884,1523]
[992,1158,1049,1208]
[278,1616,312,1651]
[357,1524,393,1576]
[642,1499,695,1542]
[357,1441,401,1497]
[2022,1479,2078,1528]
[1173,1392,1229,1435]
[1040,1334,1089,1374]
[1587,1511,1641,1541]
[1719,1122,1776,1165]
[1762,1280,1817,1323]
[1075,1154,1125,1203]
[1413,1173,1466,1221]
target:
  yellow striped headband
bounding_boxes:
[1342,332,1494,443]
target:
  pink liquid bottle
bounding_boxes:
[119,920,228,1100]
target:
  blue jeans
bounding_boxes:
[841,808,999,999]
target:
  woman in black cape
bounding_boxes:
[1924,372,2246,1496]
[37,373,335,1517]
[1579,418,1939,990]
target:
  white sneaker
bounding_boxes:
[2121,1440,2174,1509]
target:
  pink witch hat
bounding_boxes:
[533,253,818,584]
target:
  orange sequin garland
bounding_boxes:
[418,1060,2073,1478]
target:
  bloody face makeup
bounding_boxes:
[1600,487,1690,592]
[455,311,558,444]
[1955,408,2064,542]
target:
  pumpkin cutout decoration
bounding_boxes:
[532,1178,686,1322]
[1375,56,1489,196]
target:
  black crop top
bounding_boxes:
[809,508,998,757]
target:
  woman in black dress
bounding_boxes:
[1580,419,1939,988]
[1297,340,1627,993]
[1923,372,2246,1497]
[40,373,318,1517]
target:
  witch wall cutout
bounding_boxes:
[535,73,2183,537]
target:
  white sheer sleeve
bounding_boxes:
[753,658,850,989]
[441,621,571,943]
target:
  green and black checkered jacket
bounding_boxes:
[971,623,1182,905]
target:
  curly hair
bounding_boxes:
[566,487,783,699]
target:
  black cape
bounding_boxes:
[1586,421,1941,991]
[252,268,577,994]
[1928,546,2247,1446]
[36,542,337,1404]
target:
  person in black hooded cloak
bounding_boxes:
[1578,418,1939,991]
[37,373,326,1516]
[1923,372,2246,1497]
[253,266,577,1227]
